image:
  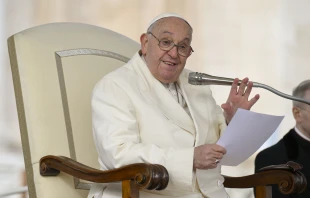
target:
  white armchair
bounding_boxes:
[7,22,169,198]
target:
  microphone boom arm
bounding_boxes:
[188,72,310,106]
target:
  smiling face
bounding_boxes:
[140,17,192,83]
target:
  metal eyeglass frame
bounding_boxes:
[147,32,194,57]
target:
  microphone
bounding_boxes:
[188,72,310,105]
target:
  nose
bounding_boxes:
[167,45,178,58]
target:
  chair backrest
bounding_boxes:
[8,23,140,198]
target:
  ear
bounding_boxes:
[140,33,148,55]
[292,106,302,123]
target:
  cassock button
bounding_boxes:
[217,180,224,187]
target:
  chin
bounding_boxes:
[158,72,179,83]
[160,77,177,83]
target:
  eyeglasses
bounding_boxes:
[147,32,194,57]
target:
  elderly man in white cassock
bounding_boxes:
[89,13,260,198]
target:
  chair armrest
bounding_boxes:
[223,161,307,195]
[40,155,169,191]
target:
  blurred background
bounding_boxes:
[1,0,310,197]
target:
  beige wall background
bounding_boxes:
[1,0,310,197]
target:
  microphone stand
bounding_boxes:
[188,72,310,106]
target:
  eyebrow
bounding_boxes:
[159,31,191,42]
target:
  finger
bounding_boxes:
[229,78,239,95]
[221,103,230,122]
[237,77,249,96]
[248,94,260,109]
[212,153,224,160]
[221,103,230,111]
[221,101,233,114]
[207,161,218,169]
[212,145,227,154]
[243,81,253,98]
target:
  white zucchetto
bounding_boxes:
[147,13,192,31]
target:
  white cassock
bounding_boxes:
[89,51,230,198]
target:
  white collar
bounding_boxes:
[294,126,310,142]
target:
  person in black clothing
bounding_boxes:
[255,80,310,198]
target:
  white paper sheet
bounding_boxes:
[216,108,284,166]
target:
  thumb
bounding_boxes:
[221,103,230,111]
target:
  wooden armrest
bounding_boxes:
[223,161,307,196]
[40,155,169,191]
[257,161,303,172]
